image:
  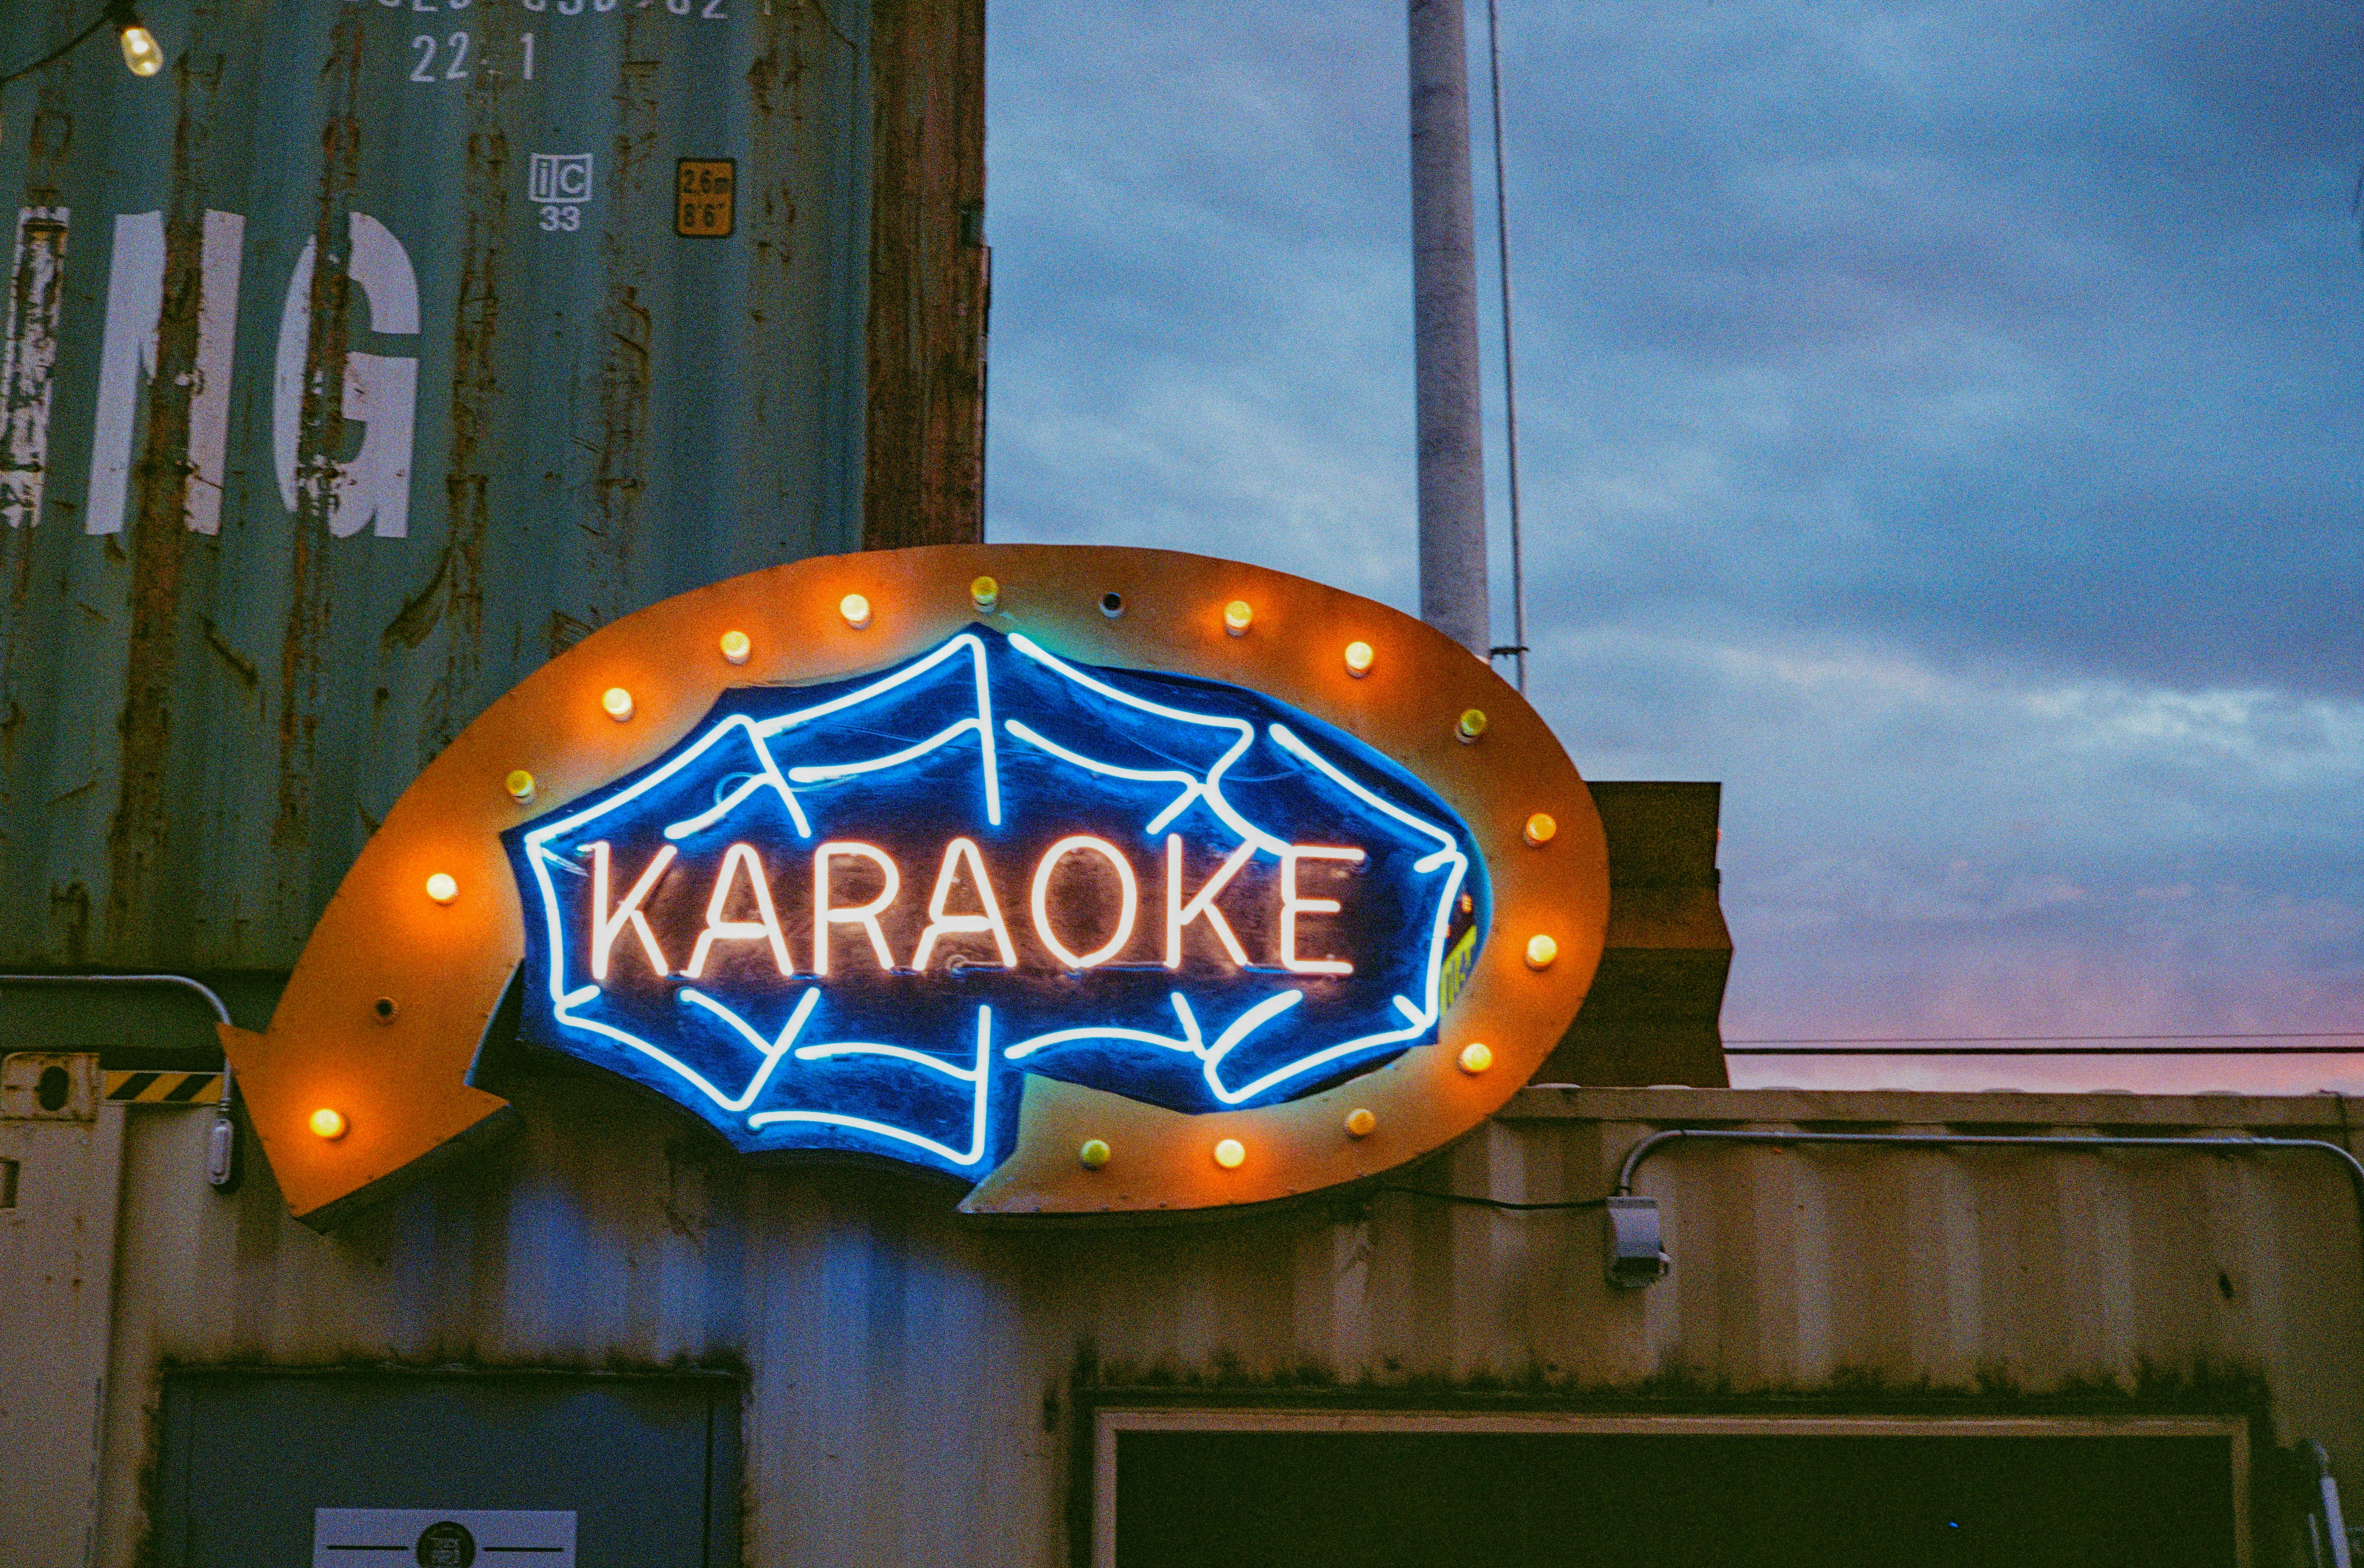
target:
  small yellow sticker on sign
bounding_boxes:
[676,159,735,238]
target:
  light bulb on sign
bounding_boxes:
[505,770,536,804]
[970,576,999,611]
[424,873,459,905]
[309,1107,347,1140]
[1344,1108,1377,1139]
[1078,1138,1111,1170]
[1523,812,1557,847]
[1457,1042,1493,1075]
[602,687,634,722]
[1456,709,1488,743]
[117,13,163,76]
[1212,1137,1247,1170]
[1343,641,1375,677]
[719,629,751,665]
[1223,600,1253,636]
[1525,934,1558,970]
[839,593,872,629]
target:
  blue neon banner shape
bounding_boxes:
[502,626,1488,1182]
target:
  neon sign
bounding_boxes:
[503,627,1485,1180]
[220,544,1608,1226]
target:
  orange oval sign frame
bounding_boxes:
[222,545,1609,1226]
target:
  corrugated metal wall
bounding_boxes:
[0,0,880,968]
[70,1083,2364,1563]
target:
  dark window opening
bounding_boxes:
[1108,1421,2243,1568]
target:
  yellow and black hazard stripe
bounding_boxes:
[102,1071,222,1105]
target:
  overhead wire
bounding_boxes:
[1481,0,1528,693]
[0,1,126,89]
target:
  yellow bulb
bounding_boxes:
[1078,1138,1111,1170]
[424,873,459,904]
[719,629,751,665]
[1344,1107,1377,1139]
[1212,1137,1246,1169]
[505,769,536,803]
[1223,600,1253,636]
[1457,708,1488,742]
[602,686,634,721]
[119,22,163,77]
[1457,1042,1494,1075]
[1523,812,1557,847]
[1525,933,1558,970]
[970,575,999,611]
[309,1107,347,1140]
[839,593,872,629]
[1344,640,1375,677]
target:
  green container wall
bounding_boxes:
[0,0,875,968]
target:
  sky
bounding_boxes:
[980,0,2364,1092]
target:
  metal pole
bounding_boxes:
[1409,0,1490,656]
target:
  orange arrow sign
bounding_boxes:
[225,545,1608,1227]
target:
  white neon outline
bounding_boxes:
[1268,721,1470,1024]
[670,986,821,1112]
[1006,632,1285,853]
[1029,835,1140,969]
[748,1005,993,1168]
[662,717,813,841]
[1004,988,1313,1107]
[518,629,1483,1160]
[1001,719,1211,839]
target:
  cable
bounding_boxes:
[1481,0,1527,695]
[1728,1030,2364,1043]
[1371,1185,1606,1212]
[0,2,123,89]
[1729,1046,2364,1057]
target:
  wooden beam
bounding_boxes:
[864,0,989,550]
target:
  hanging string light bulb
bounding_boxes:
[113,5,163,76]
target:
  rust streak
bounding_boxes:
[273,15,367,855]
[103,49,229,956]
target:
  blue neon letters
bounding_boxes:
[504,627,1488,1180]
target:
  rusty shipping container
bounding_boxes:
[7,1074,2360,1561]
[0,0,985,971]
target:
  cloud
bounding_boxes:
[983,0,2364,1085]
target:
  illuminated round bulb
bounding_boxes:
[839,593,872,629]
[1523,812,1557,847]
[309,1107,347,1141]
[719,629,751,665]
[1457,708,1488,742]
[1343,641,1375,677]
[971,575,1000,611]
[602,686,634,721]
[1223,600,1253,636]
[1457,1042,1494,1076]
[119,20,163,77]
[424,873,459,905]
[1078,1138,1111,1170]
[1344,1108,1377,1139]
[504,769,536,803]
[1525,933,1559,970]
[1212,1137,1247,1170]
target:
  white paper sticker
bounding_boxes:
[313,1509,576,1568]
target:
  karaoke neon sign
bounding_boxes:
[503,626,1484,1179]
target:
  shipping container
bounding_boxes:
[0,0,985,971]
[6,1072,2357,1563]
